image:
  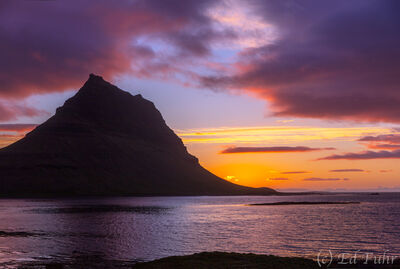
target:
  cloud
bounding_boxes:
[359,134,400,143]
[178,126,392,145]
[329,169,364,172]
[201,0,400,123]
[0,124,37,133]
[0,133,25,148]
[275,119,295,124]
[0,123,36,148]
[220,146,335,154]
[319,150,400,160]
[303,177,349,181]
[320,133,400,159]
[358,134,400,149]
[380,170,393,173]
[3,0,400,124]
[0,102,44,121]
[225,175,239,182]
[366,144,400,150]
[11,0,224,91]
[0,0,235,121]
[275,188,311,192]
[281,171,311,174]
[267,177,289,181]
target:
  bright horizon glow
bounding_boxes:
[1,109,399,192]
[178,125,399,191]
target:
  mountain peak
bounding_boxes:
[81,73,119,93]
[51,74,181,151]
[79,73,142,99]
[89,73,102,80]
[0,75,277,197]
[85,73,109,87]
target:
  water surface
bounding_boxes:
[0,193,399,267]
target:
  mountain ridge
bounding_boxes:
[0,74,277,197]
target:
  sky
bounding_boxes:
[1,0,400,192]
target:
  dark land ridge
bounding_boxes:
[133,252,400,269]
[248,201,360,206]
[15,252,400,268]
[0,74,277,197]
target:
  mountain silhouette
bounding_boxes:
[0,74,277,197]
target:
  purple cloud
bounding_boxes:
[329,169,364,172]
[201,0,400,123]
[303,177,349,181]
[0,102,44,121]
[319,150,400,160]
[220,146,335,154]
[359,134,400,143]
[358,134,400,150]
[268,177,289,181]
[3,0,400,125]
[281,171,311,174]
[0,0,233,121]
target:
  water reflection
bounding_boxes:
[28,205,168,214]
[0,194,399,268]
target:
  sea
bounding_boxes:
[0,193,399,268]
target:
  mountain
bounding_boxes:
[0,74,277,197]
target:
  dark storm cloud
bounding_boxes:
[0,0,233,120]
[3,0,400,123]
[202,0,400,123]
[0,0,224,95]
[220,146,334,154]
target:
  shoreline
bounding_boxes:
[14,251,400,268]
[0,191,386,200]
[247,201,360,206]
[133,252,400,269]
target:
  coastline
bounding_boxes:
[133,252,400,269]
[16,251,400,268]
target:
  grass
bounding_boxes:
[133,252,400,269]
[132,252,320,269]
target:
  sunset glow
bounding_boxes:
[1,0,400,192]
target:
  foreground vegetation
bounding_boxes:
[133,252,400,269]
[133,252,320,269]
[18,251,400,268]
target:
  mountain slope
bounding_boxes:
[0,74,277,197]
